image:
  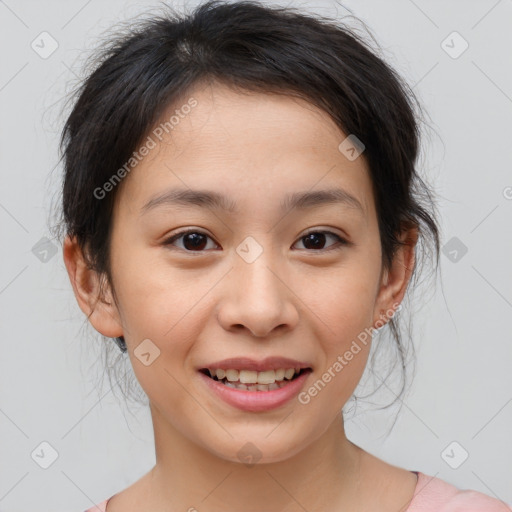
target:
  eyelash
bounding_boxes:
[162,228,349,254]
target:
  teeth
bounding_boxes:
[239,370,258,384]
[225,369,243,383]
[253,370,274,384]
[221,380,288,391]
[284,368,295,380]
[209,367,302,384]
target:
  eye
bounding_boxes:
[293,230,348,252]
[162,228,348,253]
[163,229,218,252]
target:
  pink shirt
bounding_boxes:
[83,471,510,511]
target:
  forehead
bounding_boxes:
[160,81,351,158]
[118,81,373,219]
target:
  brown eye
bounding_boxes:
[294,231,347,251]
[163,229,348,254]
[163,230,218,252]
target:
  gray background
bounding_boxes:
[1,0,511,510]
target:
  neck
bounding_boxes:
[147,403,364,512]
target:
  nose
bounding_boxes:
[215,249,300,338]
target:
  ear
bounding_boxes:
[372,225,418,329]
[62,235,123,338]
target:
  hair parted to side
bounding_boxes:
[52,0,441,423]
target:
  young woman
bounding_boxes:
[57,1,508,510]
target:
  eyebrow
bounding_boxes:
[140,187,365,216]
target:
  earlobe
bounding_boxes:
[372,226,418,329]
[62,235,123,338]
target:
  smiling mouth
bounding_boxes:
[199,367,311,392]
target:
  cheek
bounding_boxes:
[301,298,373,414]
[122,293,202,416]
[296,257,379,397]
[111,243,207,334]
[301,259,380,336]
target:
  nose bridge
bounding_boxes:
[235,234,283,306]
[217,233,298,337]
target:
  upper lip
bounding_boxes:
[199,357,312,372]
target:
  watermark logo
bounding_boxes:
[134,338,161,366]
[31,236,58,263]
[441,441,469,469]
[441,31,469,60]
[31,441,59,469]
[31,31,58,59]
[236,236,264,264]
[237,441,262,468]
[338,134,365,161]
[442,236,468,263]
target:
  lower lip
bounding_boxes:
[198,370,311,412]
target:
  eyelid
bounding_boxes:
[163,228,219,252]
[294,229,349,252]
[301,226,348,240]
[162,227,350,252]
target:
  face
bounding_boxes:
[68,81,412,464]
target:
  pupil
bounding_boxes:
[184,233,207,250]
[304,233,325,250]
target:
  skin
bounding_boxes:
[64,81,419,512]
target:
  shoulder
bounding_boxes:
[409,472,511,512]
[83,497,110,512]
[82,470,153,511]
